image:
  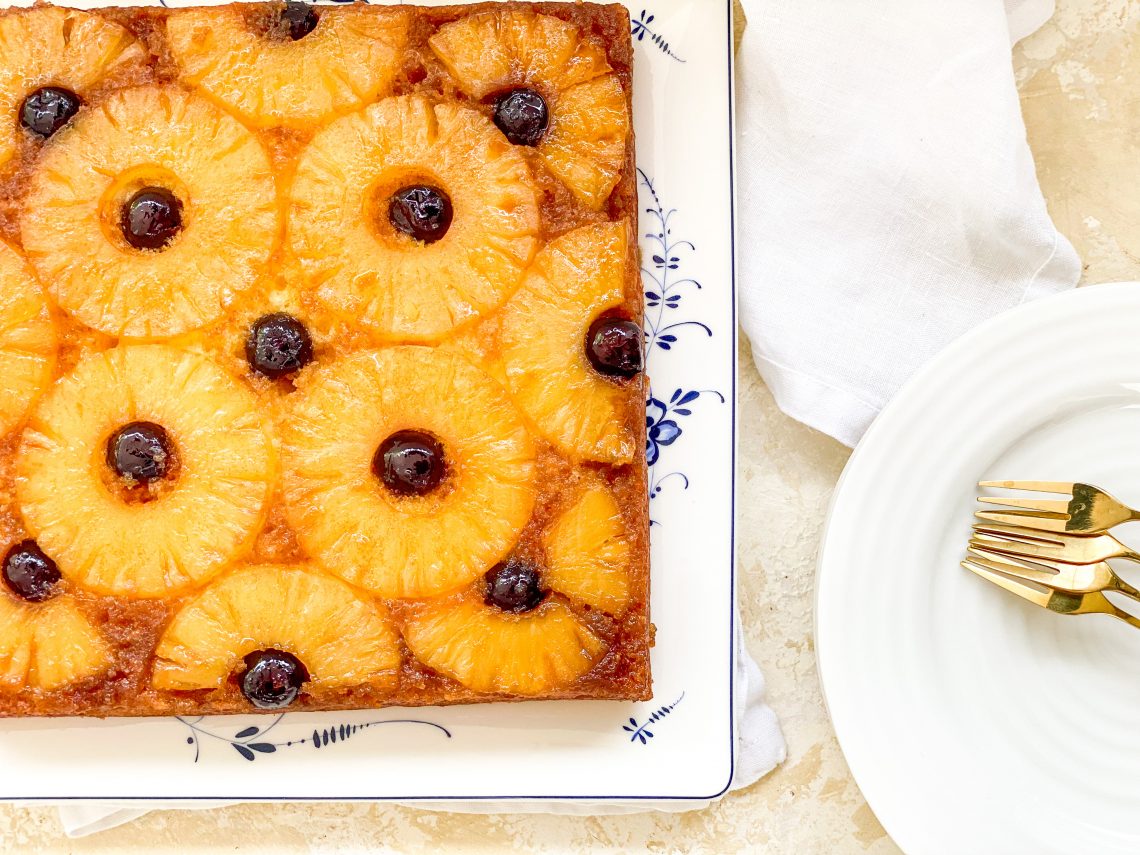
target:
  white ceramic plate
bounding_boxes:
[817,283,1140,854]
[0,0,738,802]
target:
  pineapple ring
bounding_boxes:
[544,482,632,615]
[20,85,279,340]
[0,7,146,167]
[0,593,110,692]
[16,345,275,598]
[282,346,537,599]
[153,565,401,693]
[0,241,55,438]
[166,5,409,130]
[429,10,631,210]
[288,95,541,343]
[403,594,606,696]
[499,221,638,463]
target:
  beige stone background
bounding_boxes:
[0,0,1133,851]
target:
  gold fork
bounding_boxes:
[964,546,1140,602]
[969,522,1140,565]
[975,480,1140,534]
[962,553,1140,629]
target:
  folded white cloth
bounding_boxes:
[737,0,1080,447]
[57,624,783,837]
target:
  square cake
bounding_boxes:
[0,1,649,715]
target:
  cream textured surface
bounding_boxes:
[0,0,1132,850]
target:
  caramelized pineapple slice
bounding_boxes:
[430,10,630,209]
[281,346,536,598]
[404,594,605,696]
[166,5,408,130]
[0,241,55,438]
[544,483,632,614]
[499,221,638,462]
[153,565,401,693]
[537,74,630,211]
[288,95,540,343]
[17,345,275,598]
[20,85,278,340]
[31,600,110,691]
[0,593,109,692]
[0,7,145,166]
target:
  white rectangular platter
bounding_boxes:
[0,0,738,803]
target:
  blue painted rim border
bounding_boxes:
[11,0,739,803]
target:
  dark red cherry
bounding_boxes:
[586,317,643,379]
[388,185,452,244]
[106,421,174,483]
[373,430,446,496]
[281,1,318,40]
[121,187,183,250]
[241,648,308,709]
[493,88,549,146]
[20,86,81,138]
[2,540,60,603]
[246,313,314,379]
[484,560,546,613]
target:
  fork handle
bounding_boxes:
[1111,575,1140,602]
[1107,606,1140,631]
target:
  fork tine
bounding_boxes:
[970,522,1065,546]
[962,559,1053,607]
[966,546,1063,575]
[974,510,1070,533]
[976,496,1073,514]
[967,533,1057,559]
[977,480,1076,494]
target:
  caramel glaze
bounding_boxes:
[0,1,649,716]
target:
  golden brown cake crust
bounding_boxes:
[0,1,648,716]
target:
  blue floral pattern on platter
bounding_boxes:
[639,169,709,355]
[647,388,726,496]
[631,10,685,62]
[622,693,685,744]
[177,714,451,762]
[627,164,720,740]
[639,169,724,512]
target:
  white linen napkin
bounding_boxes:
[737,0,1080,447]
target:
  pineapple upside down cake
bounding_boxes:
[0,1,650,715]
